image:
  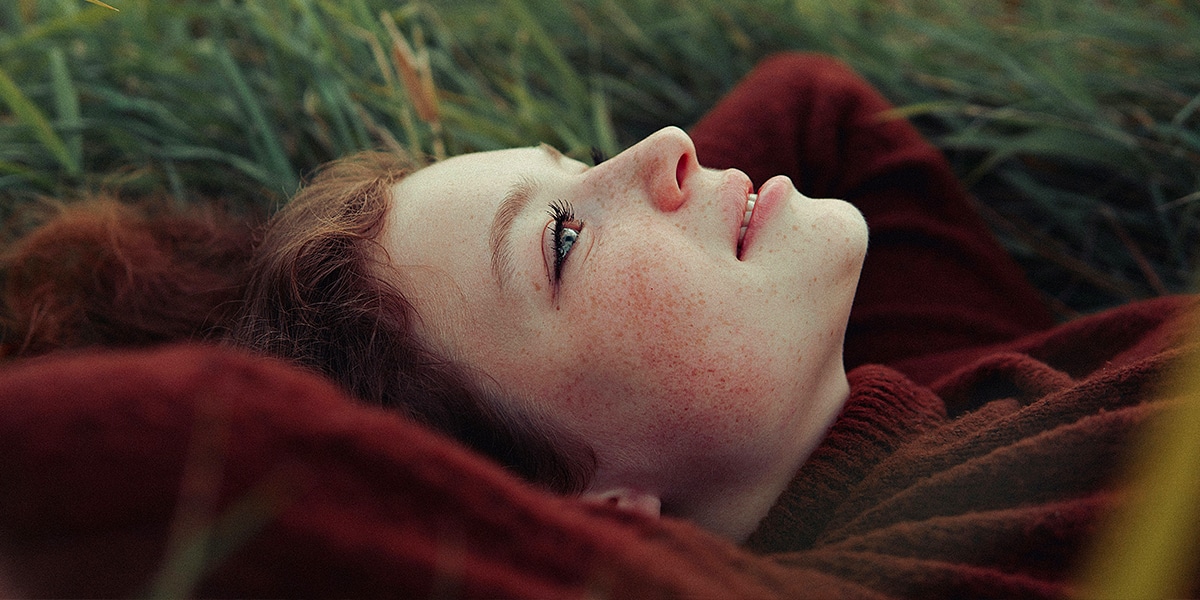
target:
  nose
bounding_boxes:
[605,126,700,212]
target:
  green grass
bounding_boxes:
[0,0,1197,314]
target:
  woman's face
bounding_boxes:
[380,127,868,536]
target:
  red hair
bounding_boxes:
[0,152,596,494]
[226,151,596,494]
[0,197,252,356]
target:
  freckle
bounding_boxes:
[533,282,542,292]
[793,225,799,231]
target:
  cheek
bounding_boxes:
[567,239,774,439]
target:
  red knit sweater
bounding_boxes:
[747,295,1193,599]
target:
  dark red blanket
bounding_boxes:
[1,53,1195,598]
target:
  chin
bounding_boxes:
[826,198,869,242]
[825,203,870,281]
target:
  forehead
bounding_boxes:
[383,146,565,264]
[398,146,561,198]
[378,146,557,351]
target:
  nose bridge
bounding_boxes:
[625,126,698,212]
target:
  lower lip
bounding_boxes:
[739,175,792,259]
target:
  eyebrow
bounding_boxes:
[489,144,567,291]
[490,177,538,290]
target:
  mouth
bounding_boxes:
[736,193,757,258]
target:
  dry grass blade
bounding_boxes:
[380,10,444,159]
[970,197,1145,301]
[1099,204,1170,296]
[83,0,119,10]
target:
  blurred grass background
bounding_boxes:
[0,0,1197,315]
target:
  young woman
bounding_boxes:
[2,52,1195,597]
[225,52,1066,543]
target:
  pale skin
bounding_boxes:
[379,127,869,541]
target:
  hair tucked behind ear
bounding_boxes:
[227,151,596,494]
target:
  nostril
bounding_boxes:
[675,154,689,191]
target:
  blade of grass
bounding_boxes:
[83,0,119,11]
[1027,0,1099,116]
[590,87,618,158]
[0,158,53,189]
[1171,91,1200,129]
[0,61,80,176]
[48,46,82,175]
[947,127,1142,184]
[157,145,278,191]
[0,6,113,55]
[315,79,358,156]
[971,196,1144,300]
[500,0,587,104]
[213,44,297,193]
[1099,204,1169,296]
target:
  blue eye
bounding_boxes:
[557,227,579,261]
[548,199,582,281]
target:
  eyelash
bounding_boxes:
[548,199,583,282]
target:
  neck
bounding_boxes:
[675,370,852,542]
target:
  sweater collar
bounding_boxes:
[744,364,946,553]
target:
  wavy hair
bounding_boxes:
[226,151,596,494]
[0,196,251,355]
[1,151,596,494]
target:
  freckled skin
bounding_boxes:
[379,127,869,540]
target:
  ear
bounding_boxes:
[580,487,662,517]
